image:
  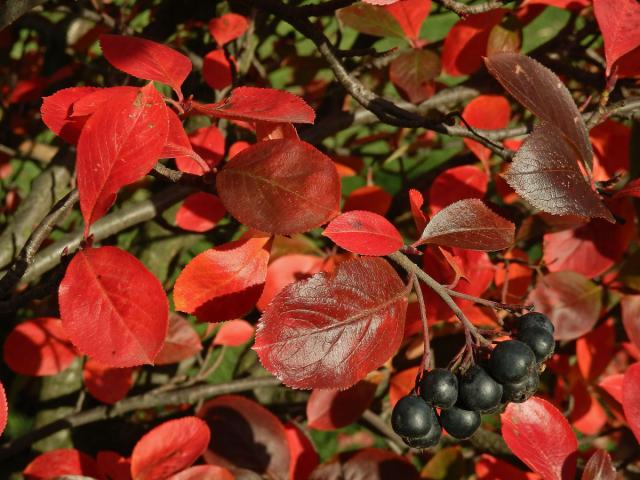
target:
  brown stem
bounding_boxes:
[434,0,507,17]
[413,277,432,375]
[444,289,533,313]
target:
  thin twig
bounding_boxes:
[434,0,507,17]
[413,277,432,375]
[444,289,533,313]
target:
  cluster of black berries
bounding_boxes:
[391,312,555,448]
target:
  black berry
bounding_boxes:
[403,415,442,449]
[502,369,540,403]
[439,407,481,439]
[391,395,438,439]
[517,326,555,362]
[519,312,554,334]
[458,365,503,413]
[489,340,536,383]
[420,368,458,408]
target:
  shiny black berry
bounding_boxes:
[391,395,438,438]
[403,415,442,449]
[517,326,555,362]
[502,369,540,403]
[458,365,503,413]
[420,368,458,408]
[439,407,481,439]
[519,312,554,334]
[489,340,536,383]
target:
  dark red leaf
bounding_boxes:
[97,451,132,480]
[83,358,134,404]
[168,465,234,480]
[343,185,392,216]
[202,49,234,91]
[622,295,640,352]
[389,48,439,104]
[175,193,226,233]
[307,380,377,430]
[131,417,210,480]
[528,271,602,341]
[209,13,249,46]
[59,246,169,367]
[254,257,408,389]
[198,395,290,479]
[581,450,616,480]
[428,165,488,214]
[599,374,624,404]
[502,397,578,480]
[623,363,640,442]
[77,83,169,232]
[385,0,431,42]
[593,0,640,76]
[576,318,615,382]
[323,210,404,256]
[24,449,99,480]
[616,179,640,200]
[336,4,405,38]
[217,139,340,234]
[99,34,191,98]
[419,199,514,251]
[570,379,608,435]
[173,236,270,323]
[3,317,77,376]
[284,422,319,480]
[341,448,420,480]
[475,454,538,479]
[155,313,202,365]
[194,87,315,124]
[213,319,255,347]
[462,95,510,166]
[40,86,98,143]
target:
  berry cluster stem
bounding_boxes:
[413,276,432,376]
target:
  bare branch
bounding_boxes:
[434,0,508,17]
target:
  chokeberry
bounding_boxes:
[519,312,554,334]
[420,368,458,408]
[403,415,442,449]
[517,326,555,362]
[489,340,536,383]
[502,369,540,403]
[457,365,503,413]
[439,406,481,439]
[391,395,438,439]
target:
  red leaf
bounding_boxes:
[83,358,134,404]
[59,246,169,367]
[216,139,340,234]
[202,49,234,91]
[162,107,196,162]
[254,257,408,389]
[323,210,404,256]
[131,417,210,480]
[581,450,616,480]
[155,313,202,365]
[40,86,98,143]
[194,86,315,124]
[409,189,427,233]
[462,95,511,166]
[419,199,514,251]
[176,124,225,174]
[428,165,488,214]
[442,9,506,76]
[71,86,138,117]
[256,121,299,141]
[593,0,640,76]
[0,381,7,438]
[97,451,132,480]
[623,363,640,442]
[24,449,99,480]
[591,120,631,181]
[77,83,169,232]
[198,395,290,479]
[175,193,226,233]
[343,185,392,216]
[168,465,234,480]
[342,448,419,480]
[336,4,405,39]
[475,454,539,480]
[616,178,640,200]
[528,271,602,342]
[494,250,533,303]
[209,13,249,46]
[284,422,319,480]
[599,374,624,404]
[385,0,431,42]
[307,380,377,430]
[99,34,191,99]
[570,380,608,435]
[576,318,615,382]
[173,236,270,323]
[3,317,77,376]
[622,295,640,352]
[522,0,588,9]
[389,48,439,104]
[502,397,578,480]
[213,319,255,347]
[390,367,420,407]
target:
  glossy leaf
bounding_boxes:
[209,13,249,46]
[3,317,77,376]
[198,395,290,479]
[307,380,377,430]
[254,257,408,389]
[581,450,616,480]
[83,358,134,404]
[0,382,6,438]
[40,86,98,143]
[175,192,226,233]
[155,313,202,365]
[593,0,640,76]
[622,295,640,352]
[99,34,191,98]
[336,3,404,39]
[284,422,319,480]
[385,0,431,42]
[462,95,510,165]
[130,417,210,480]
[428,165,488,214]
[213,319,255,347]
[24,449,99,480]
[419,199,514,251]
[59,246,169,367]
[343,185,392,216]
[168,465,234,480]
[409,189,428,233]
[77,83,169,232]
[389,48,439,104]
[323,210,403,256]
[502,397,578,480]
[217,139,340,234]
[202,49,234,91]
[623,363,640,443]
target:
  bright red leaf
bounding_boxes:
[307,380,377,430]
[24,449,99,480]
[284,422,319,480]
[475,454,539,480]
[254,257,408,389]
[385,0,431,43]
[209,13,249,46]
[599,374,624,404]
[623,363,640,443]
[99,34,191,99]
[502,397,578,480]
[77,83,169,233]
[175,124,225,174]
[570,379,608,435]
[582,450,616,480]
[576,318,615,382]
[343,185,393,216]
[175,192,226,233]
[323,210,404,256]
[213,319,255,347]
[591,120,631,181]
[83,358,134,404]
[622,296,640,352]
[3,317,77,376]
[494,249,533,303]
[522,0,588,9]
[593,0,640,77]
[59,246,169,367]
[0,382,6,438]
[155,313,202,365]
[70,86,138,117]
[130,417,210,480]
[202,49,234,91]
[390,367,420,407]
[409,189,428,233]
[40,86,98,143]
[428,165,488,214]
[173,236,270,322]
[168,465,234,480]
[217,139,340,234]
[462,95,511,166]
